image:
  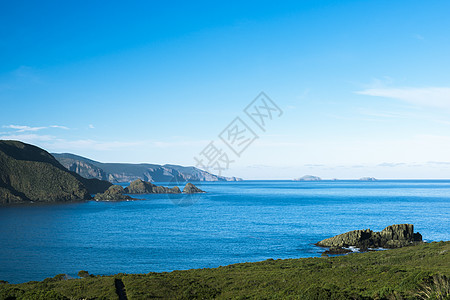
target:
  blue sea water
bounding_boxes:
[0,180,449,284]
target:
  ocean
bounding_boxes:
[0,180,449,284]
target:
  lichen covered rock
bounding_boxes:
[94,185,134,201]
[316,224,422,249]
[124,179,181,194]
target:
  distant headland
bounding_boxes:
[0,140,212,204]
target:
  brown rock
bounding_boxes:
[182,183,205,194]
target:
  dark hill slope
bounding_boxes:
[0,141,110,204]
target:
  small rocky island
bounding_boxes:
[359,177,377,181]
[93,185,136,201]
[183,182,206,194]
[316,224,423,255]
[124,179,181,194]
[93,179,205,201]
[294,175,322,181]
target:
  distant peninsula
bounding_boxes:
[294,175,322,181]
[52,153,242,183]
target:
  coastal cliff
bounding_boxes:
[53,153,242,183]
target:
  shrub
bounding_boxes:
[416,274,450,300]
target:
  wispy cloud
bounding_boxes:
[356,87,450,109]
[0,132,206,153]
[3,124,69,132]
[88,124,95,129]
[49,125,69,130]
[377,162,406,167]
[51,139,143,151]
[0,133,142,151]
[0,133,55,142]
[3,125,47,132]
[427,161,450,166]
[304,164,325,167]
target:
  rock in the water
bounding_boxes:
[182,183,205,194]
[316,224,422,249]
[124,179,181,194]
[294,175,321,181]
[94,185,134,201]
[359,177,377,181]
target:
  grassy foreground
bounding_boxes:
[0,242,449,300]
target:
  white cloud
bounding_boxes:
[50,139,143,151]
[88,124,95,129]
[2,124,69,132]
[356,87,450,109]
[0,133,143,152]
[50,125,69,130]
[3,125,46,132]
[0,133,55,142]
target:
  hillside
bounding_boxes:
[53,153,242,183]
[0,140,111,204]
[0,242,448,299]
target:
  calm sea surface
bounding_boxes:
[0,180,449,283]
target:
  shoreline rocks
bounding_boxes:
[93,185,135,201]
[93,180,206,201]
[124,179,181,194]
[182,182,205,194]
[316,224,423,254]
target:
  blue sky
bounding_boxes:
[2,0,450,179]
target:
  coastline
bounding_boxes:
[1,242,448,299]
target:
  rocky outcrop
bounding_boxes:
[124,179,181,194]
[316,224,423,251]
[53,153,242,183]
[0,140,93,204]
[294,175,321,181]
[93,185,134,201]
[321,247,353,256]
[182,183,205,194]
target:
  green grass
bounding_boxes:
[1,242,449,299]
